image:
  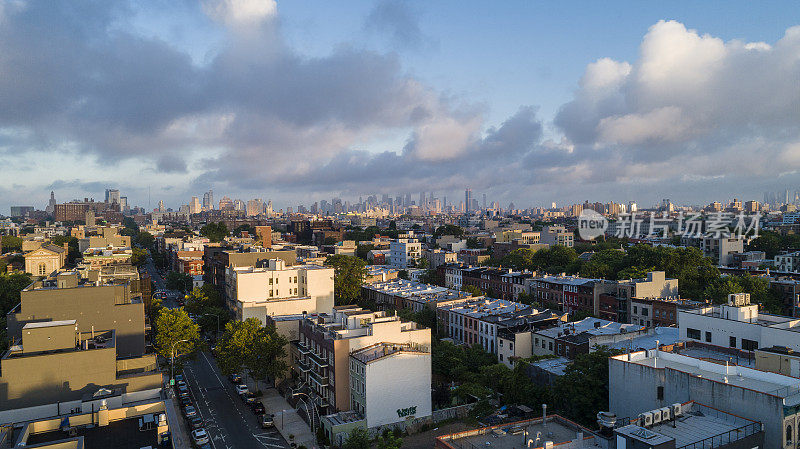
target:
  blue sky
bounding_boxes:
[1,1,799,213]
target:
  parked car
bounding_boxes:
[243,392,258,404]
[251,402,265,415]
[235,384,248,395]
[184,405,197,419]
[174,374,184,383]
[177,384,188,394]
[192,428,210,445]
[180,397,192,408]
[176,380,186,389]
[189,416,204,429]
[229,374,242,383]
[261,413,274,428]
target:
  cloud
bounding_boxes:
[364,0,427,50]
[553,20,800,188]
[201,0,276,28]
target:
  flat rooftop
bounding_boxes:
[436,415,592,449]
[618,402,760,448]
[616,349,800,402]
[25,415,160,449]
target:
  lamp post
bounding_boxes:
[170,339,190,383]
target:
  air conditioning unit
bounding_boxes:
[639,412,653,427]
[651,409,662,424]
[660,407,671,421]
[671,403,682,417]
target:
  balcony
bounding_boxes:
[292,340,311,355]
[308,369,329,387]
[308,351,329,368]
[296,359,311,373]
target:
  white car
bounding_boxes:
[235,384,249,395]
[192,428,210,445]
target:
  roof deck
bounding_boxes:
[436,415,592,449]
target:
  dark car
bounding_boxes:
[189,416,204,429]
[180,397,192,408]
[229,373,242,383]
[174,374,185,383]
[251,402,265,415]
[243,392,258,404]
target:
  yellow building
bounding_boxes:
[24,244,67,276]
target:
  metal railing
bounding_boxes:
[677,421,761,449]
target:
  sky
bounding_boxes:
[1,0,799,213]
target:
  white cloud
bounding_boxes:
[202,0,277,28]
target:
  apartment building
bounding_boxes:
[770,277,800,316]
[361,279,468,313]
[202,246,296,292]
[364,265,399,284]
[225,259,334,324]
[540,225,574,247]
[348,343,432,427]
[702,236,745,266]
[423,248,457,270]
[461,267,533,301]
[8,271,146,357]
[615,271,679,323]
[495,310,566,367]
[389,239,422,268]
[628,296,704,327]
[531,317,646,359]
[293,307,431,416]
[0,323,161,424]
[443,264,464,290]
[438,297,530,354]
[172,250,204,275]
[528,275,614,315]
[610,347,800,448]
[776,251,800,273]
[679,293,800,352]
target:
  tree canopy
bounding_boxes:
[1,236,22,253]
[200,222,229,242]
[433,224,464,239]
[154,308,201,364]
[325,254,367,305]
[214,318,288,383]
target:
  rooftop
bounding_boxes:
[614,349,800,404]
[365,279,466,302]
[616,402,761,449]
[436,415,592,449]
[536,317,643,340]
[23,319,76,329]
[24,414,162,449]
[350,342,429,364]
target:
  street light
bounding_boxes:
[170,338,190,383]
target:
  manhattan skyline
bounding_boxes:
[1,1,799,212]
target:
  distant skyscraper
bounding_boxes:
[119,196,128,212]
[465,188,472,213]
[190,197,201,214]
[105,189,120,204]
[420,192,426,208]
[202,190,214,210]
[46,191,57,214]
[482,193,486,210]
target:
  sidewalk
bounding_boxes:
[248,378,318,449]
[163,389,192,449]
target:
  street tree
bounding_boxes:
[154,308,201,363]
[342,427,370,449]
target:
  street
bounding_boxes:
[183,351,289,449]
[147,254,290,449]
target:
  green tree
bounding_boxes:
[166,271,193,293]
[356,243,374,260]
[552,347,622,426]
[747,231,784,258]
[325,255,367,305]
[433,224,465,239]
[130,247,148,267]
[233,224,256,237]
[462,285,483,297]
[375,430,403,449]
[247,324,288,383]
[135,231,155,249]
[1,236,22,253]
[51,235,81,264]
[0,272,32,318]
[200,222,229,243]
[154,308,201,364]
[342,427,370,449]
[215,318,288,383]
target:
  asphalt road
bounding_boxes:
[183,351,289,449]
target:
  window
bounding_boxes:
[509,342,514,351]
[642,308,649,316]
[787,424,793,445]
[269,290,274,297]
[269,278,273,285]
[687,328,701,340]
[705,331,712,343]
[633,306,638,314]
[742,339,759,351]
[729,336,737,348]
[499,354,503,362]
[499,340,504,348]
[657,386,664,400]
[38,262,47,276]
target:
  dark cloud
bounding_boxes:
[364,0,426,50]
